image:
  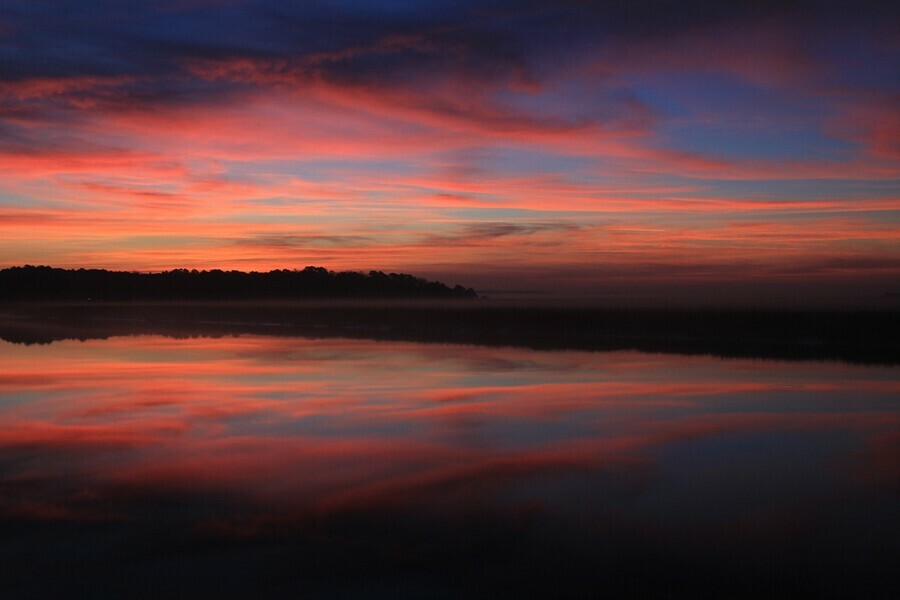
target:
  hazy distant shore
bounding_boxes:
[1,301,897,365]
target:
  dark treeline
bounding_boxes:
[0,265,477,300]
[1,303,897,365]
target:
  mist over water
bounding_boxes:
[1,334,897,597]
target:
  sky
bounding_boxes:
[0,0,897,303]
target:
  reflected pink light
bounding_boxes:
[1,337,897,527]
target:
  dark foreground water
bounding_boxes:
[0,334,897,598]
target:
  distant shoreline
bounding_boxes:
[1,301,897,365]
[0,265,479,301]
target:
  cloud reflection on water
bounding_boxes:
[0,335,897,597]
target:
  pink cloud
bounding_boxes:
[0,29,895,290]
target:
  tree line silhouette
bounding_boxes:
[0,266,478,301]
[1,301,897,365]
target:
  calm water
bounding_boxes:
[1,335,898,598]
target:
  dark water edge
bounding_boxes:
[1,305,898,599]
[1,301,898,364]
[5,510,895,600]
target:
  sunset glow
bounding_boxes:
[0,2,897,300]
[3,335,897,524]
[2,333,898,596]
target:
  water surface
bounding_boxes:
[1,335,897,597]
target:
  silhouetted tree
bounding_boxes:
[0,266,478,301]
